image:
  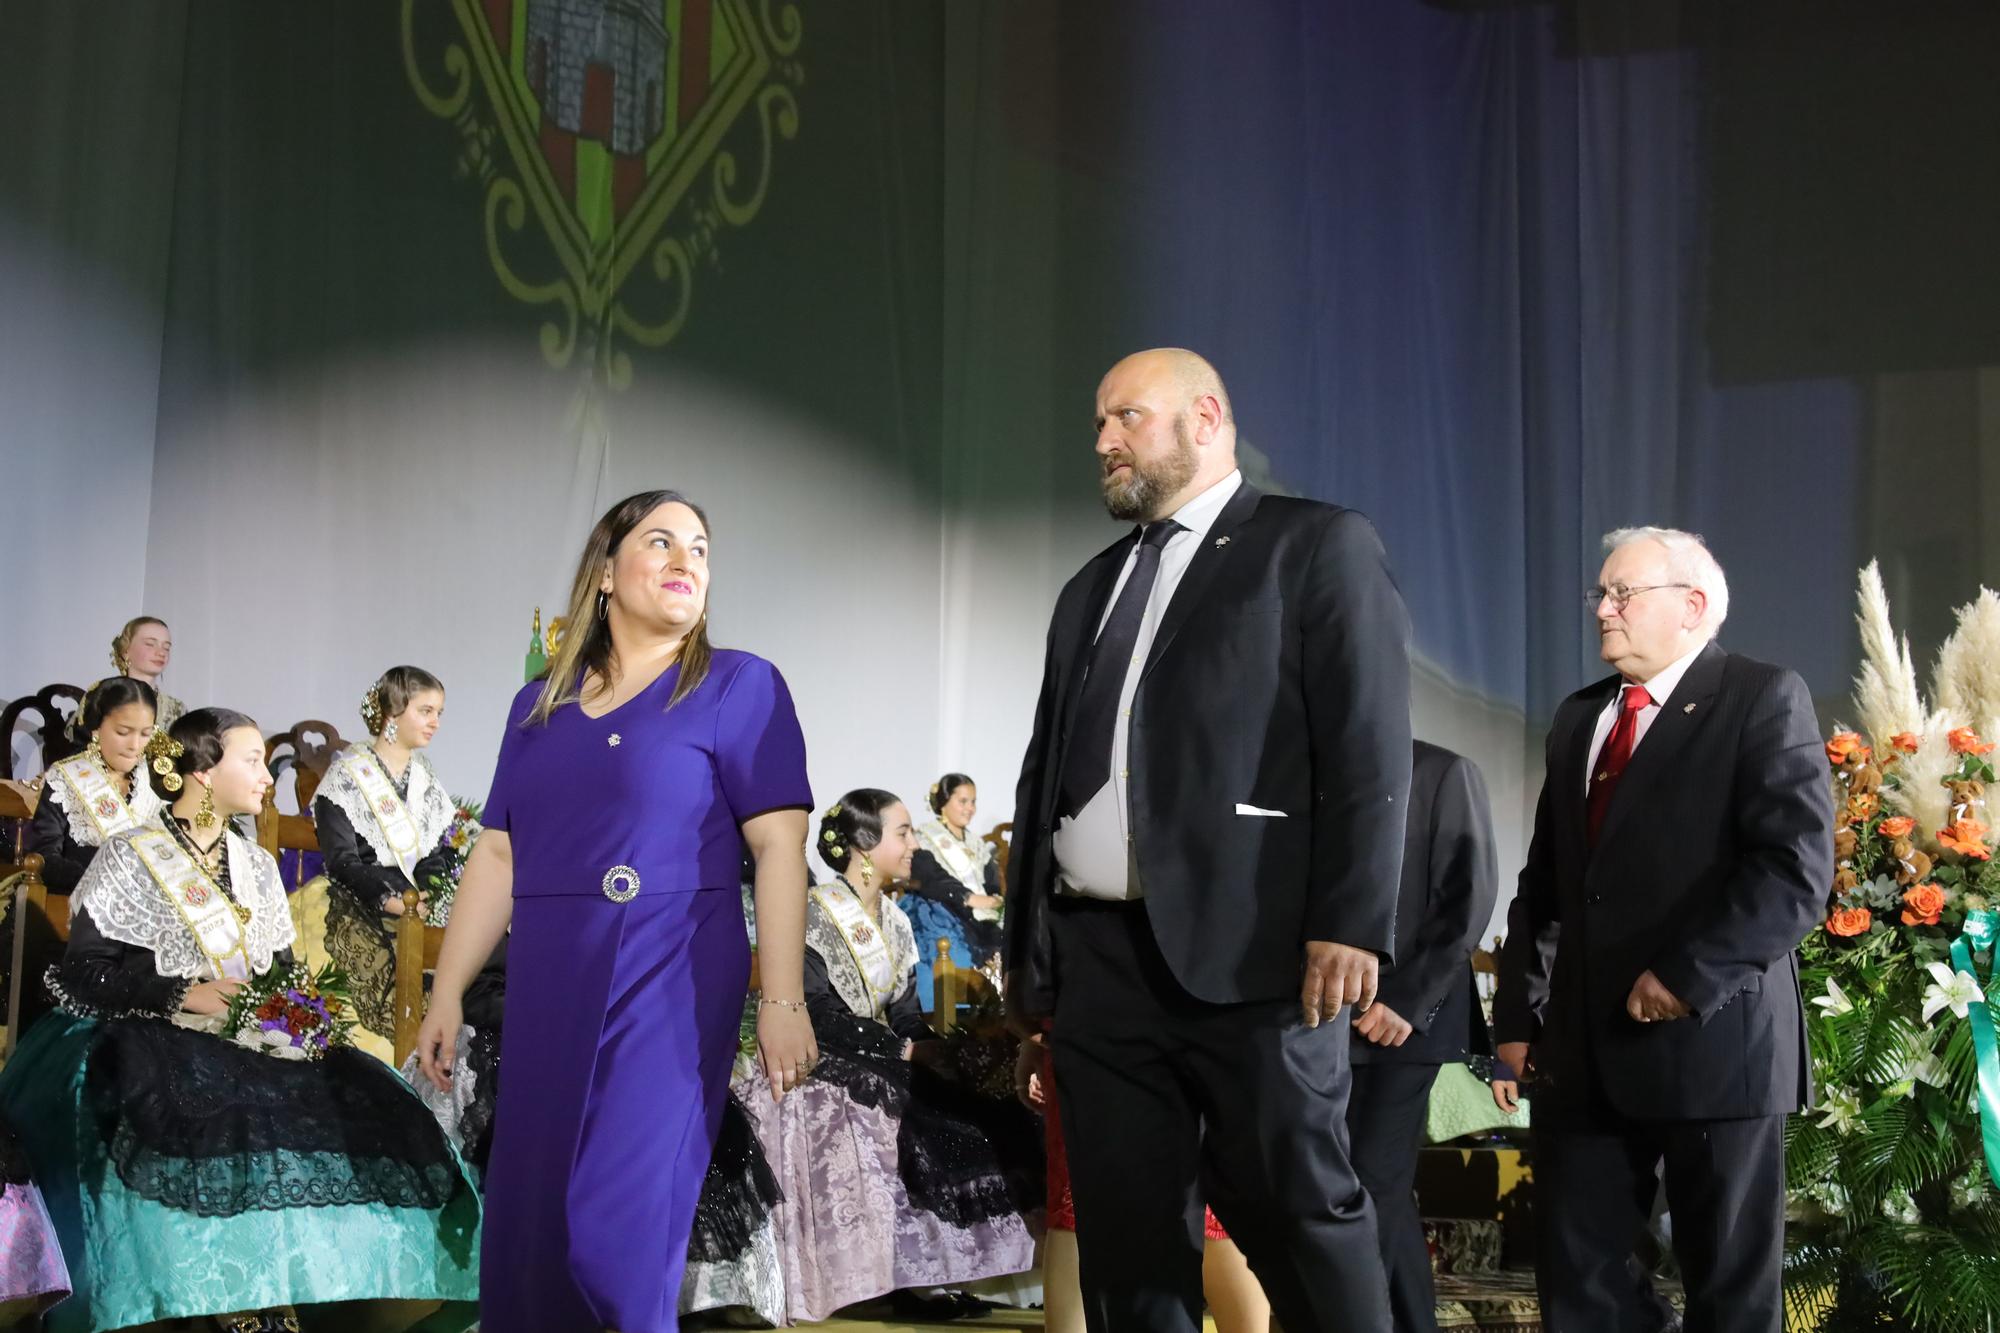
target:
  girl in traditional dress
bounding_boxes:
[29,677,162,894]
[313,666,454,1040]
[904,773,1005,1004]
[0,708,481,1333]
[718,788,1038,1324]
[415,489,817,1333]
[108,616,182,729]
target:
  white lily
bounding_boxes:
[1922,961,1985,1025]
[1811,977,1854,1017]
[1815,1087,1864,1136]
[1893,1031,1948,1093]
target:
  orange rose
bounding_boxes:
[1826,907,1872,937]
[1827,732,1869,766]
[1844,793,1881,825]
[1890,732,1921,754]
[1948,727,1996,756]
[1901,882,1946,926]
[1938,820,1993,860]
[1876,816,1916,839]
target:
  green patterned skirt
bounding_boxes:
[0,1012,480,1333]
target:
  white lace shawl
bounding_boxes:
[42,757,164,847]
[312,745,453,870]
[916,818,993,895]
[806,881,918,1022]
[73,823,296,981]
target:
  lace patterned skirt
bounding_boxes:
[0,1122,69,1322]
[719,1064,1038,1323]
[322,887,397,1038]
[0,1012,480,1333]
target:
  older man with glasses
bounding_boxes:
[1492,526,1833,1333]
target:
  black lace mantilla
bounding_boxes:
[86,1018,465,1218]
[807,1005,1040,1227]
[687,1092,783,1263]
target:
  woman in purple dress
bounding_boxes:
[415,490,817,1333]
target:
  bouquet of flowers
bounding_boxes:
[1787,564,2000,1332]
[421,797,484,927]
[223,961,356,1061]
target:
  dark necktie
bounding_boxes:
[1058,520,1183,820]
[1586,684,1653,846]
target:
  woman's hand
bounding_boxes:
[1492,1040,1530,1113]
[966,894,1003,911]
[381,894,406,917]
[757,1003,818,1103]
[182,979,244,1016]
[415,992,463,1093]
[1013,1032,1047,1109]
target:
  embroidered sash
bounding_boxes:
[812,884,901,1020]
[348,751,424,884]
[52,756,146,844]
[918,820,999,920]
[126,827,247,980]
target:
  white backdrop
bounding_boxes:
[5,335,1534,932]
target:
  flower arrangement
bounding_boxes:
[222,961,356,1061]
[1787,564,2000,1332]
[421,798,484,927]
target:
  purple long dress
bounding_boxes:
[477,652,811,1333]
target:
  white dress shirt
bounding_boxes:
[1053,469,1245,900]
[1582,639,1710,797]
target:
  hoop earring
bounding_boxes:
[195,782,217,830]
[596,590,609,621]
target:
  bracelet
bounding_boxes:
[759,997,806,1013]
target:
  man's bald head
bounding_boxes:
[1103,348,1235,430]
[1092,348,1239,522]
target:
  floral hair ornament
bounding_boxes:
[145,729,185,792]
[359,684,385,734]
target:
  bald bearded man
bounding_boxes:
[1005,349,1414,1332]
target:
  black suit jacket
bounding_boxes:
[1493,642,1834,1121]
[1005,482,1413,1014]
[1353,741,1498,1065]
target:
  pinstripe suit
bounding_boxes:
[1495,640,1834,1332]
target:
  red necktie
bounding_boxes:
[1587,685,1653,846]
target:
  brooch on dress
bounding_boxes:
[602,865,640,903]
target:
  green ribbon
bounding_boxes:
[1951,908,2000,1190]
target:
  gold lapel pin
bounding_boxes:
[1683,703,1697,714]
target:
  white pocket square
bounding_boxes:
[1234,803,1288,818]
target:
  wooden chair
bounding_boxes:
[256,720,346,888]
[392,889,446,1067]
[1470,934,1503,1005]
[1,782,65,1058]
[928,938,998,1034]
[981,821,1013,895]
[1,683,84,782]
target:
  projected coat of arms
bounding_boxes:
[402,0,802,384]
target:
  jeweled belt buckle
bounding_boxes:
[602,865,640,903]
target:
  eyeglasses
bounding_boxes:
[1586,583,1692,611]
